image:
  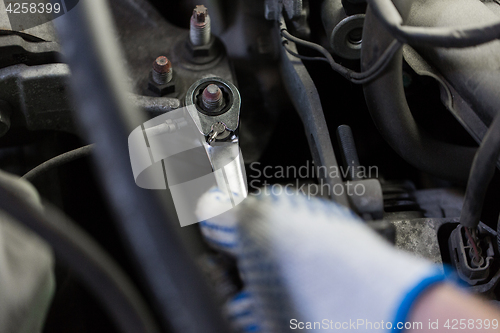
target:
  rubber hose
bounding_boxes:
[23,145,94,182]
[0,178,160,333]
[361,5,476,182]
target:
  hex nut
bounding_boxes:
[148,71,176,96]
[184,35,221,64]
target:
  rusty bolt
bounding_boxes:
[152,56,173,85]
[202,84,223,110]
[190,5,211,46]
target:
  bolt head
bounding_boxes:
[153,56,171,73]
[192,5,208,23]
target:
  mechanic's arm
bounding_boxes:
[409,284,500,333]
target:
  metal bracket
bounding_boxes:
[278,17,350,208]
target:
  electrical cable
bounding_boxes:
[22,145,94,182]
[280,29,402,84]
[459,112,500,230]
[464,226,480,263]
[282,44,331,63]
[370,0,500,48]
[0,178,160,333]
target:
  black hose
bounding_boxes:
[361,5,477,182]
[370,0,500,48]
[54,1,230,332]
[22,145,94,182]
[0,179,160,333]
[460,113,500,229]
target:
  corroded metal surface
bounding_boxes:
[391,218,443,264]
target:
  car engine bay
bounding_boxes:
[2,0,500,332]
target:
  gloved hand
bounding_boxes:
[0,171,55,333]
[196,188,450,332]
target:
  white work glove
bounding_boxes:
[0,171,55,333]
[196,188,450,332]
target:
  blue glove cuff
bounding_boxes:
[391,266,455,332]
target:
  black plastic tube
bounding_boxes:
[361,5,477,182]
[460,113,500,229]
[54,1,230,332]
[22,145,94,182]
[0,179,160,333]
